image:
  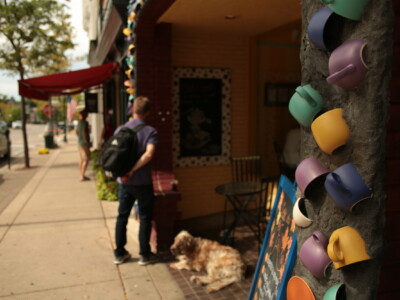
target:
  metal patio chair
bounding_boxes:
[220,156,263,244]
[231,155,262,183]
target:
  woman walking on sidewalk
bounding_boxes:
[76,109,91,181]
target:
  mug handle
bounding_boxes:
[321,0,334,3]
[328,235,344,262]
[313,231,327,248]
[296,86,318,108]
[327,64,356,84]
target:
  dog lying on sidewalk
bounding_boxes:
[169,230,246,293]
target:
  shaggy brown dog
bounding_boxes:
[169,230,246,293]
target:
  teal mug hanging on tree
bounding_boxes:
[321,0,370,21]
[288,85,324,127]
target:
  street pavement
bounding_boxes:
[0,132,184,300]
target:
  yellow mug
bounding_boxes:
[311,108,350,154]
[328,226,371,269]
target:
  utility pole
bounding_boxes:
[63,96,68,142]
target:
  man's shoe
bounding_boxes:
[138,253,159,266]
[114,252,131,265]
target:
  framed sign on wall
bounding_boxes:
[264,83,299,106]
[248,175,297,300]
[85,92,98,113]
[172,67,231,167]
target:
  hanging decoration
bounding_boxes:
[286,0,373,297]
[123,0,145,115]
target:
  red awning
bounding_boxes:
[18,62,120,100]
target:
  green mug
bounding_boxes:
[289,85,324,127]
[321,0,370,21]
[323,283,346,300]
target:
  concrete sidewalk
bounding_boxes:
[0,134,184,300]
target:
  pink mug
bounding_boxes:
[300,231,332,278]
[295,158,329,197]
[326,40,368,89]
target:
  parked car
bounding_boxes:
[57,121,65,130]
[0,122,10,158]
[44,121,60,135]
[57,121,75,132]
[11,120,22,129]
[0,120,7,131]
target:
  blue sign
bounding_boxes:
[248,175,297,300]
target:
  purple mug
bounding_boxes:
[326,39,368,89]
[300,231,332,278]
[295,158,329,197]
[308,7,343,52]
[324,163,372,211]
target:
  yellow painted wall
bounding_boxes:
[171,20,301,220]
[171,31,252,219]
[256,20,302,176]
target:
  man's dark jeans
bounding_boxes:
[115,184,154,257]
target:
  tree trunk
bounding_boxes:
[295,1,393,299]
[19,66,30,168]
[20,96,30,168]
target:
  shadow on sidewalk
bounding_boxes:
[0,216,119,228]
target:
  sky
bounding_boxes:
[0,0,90,99]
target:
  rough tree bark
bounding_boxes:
[294,0,394,299]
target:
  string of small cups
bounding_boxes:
[286,1,373,299]
[122,0,145,113]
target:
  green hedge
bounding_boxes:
[91,150,119,201]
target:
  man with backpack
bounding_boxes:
[113,96,159,265]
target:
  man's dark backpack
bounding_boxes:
[101,124,145,178]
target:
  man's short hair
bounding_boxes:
[133,96,151,115]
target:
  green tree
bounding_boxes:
[11,107,22,120]
[0,93,16,104]
[0,0,75,167]
[36,110,48,123]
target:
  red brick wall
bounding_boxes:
[135,0,180,250]
[379,1,400,297]
[136,1,176,176]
